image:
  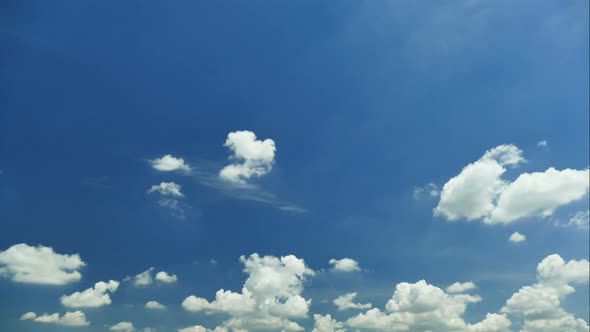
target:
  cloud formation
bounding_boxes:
[446,281,477,293]
[333,293,372,311]
[219,131,276,184]
[110,321,136,332]
[329,258,361,272]
[508,232,526,243]
[20,311,90,326]
[146,300,166,310]
[568,210,589,228]
[435,144,589,224]
[413,183,439,200]
[182,253,314,331]
[60,280,119,308]
[0,243,85,285]
[155,271,178,283]
[150,154,191,172]
[148,182,184,197]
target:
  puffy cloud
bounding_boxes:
[435,144,589,224]
[110,321,136,332]
[434,144,523,221]
[501,254,589,331]
[508,232,526,243]
[148,182,184,197]
[133,267,154,286]
[446,281,477,293]
[312,314,345,332]
[219,131,276,184]
[486,168,589,224]
[329,258,361,272]
[150,154,191,172]
[537,140,548,148]
[145,300,166,310]
[413,183,439,200]
[21,311,90,326]
[178,326,228,332]
[0,243,85,285]
[60,280,119,307]
[182,253,313,331]
[568,210,589,228]
[155,271,177,283]
[346,280,503,331]
[333,293,372,311]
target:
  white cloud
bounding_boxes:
[148,182,184,197]
[486,168,589,224]
[110,321,136,332]
[178,326,227,332]
[329,258,361,272]
[60,280,119,307]
[312,314,345,332]
[346,280,504,331]
[446,281,477,293]
[435,144,589,224]
[333,292,372,311]
[501,254,589,331]
[158,198,185,219]
[182,253,313,331]
[508,232,526,243]
[21,311,90,326]
[413,183,439,200]
[537,140,548,148]
[568,210,589,228]
[133,267,154,286]
[219,131,276,184]
[0,243,85,285]
[155,271,177,283]
[145,300,166,310]
[150,154,191,172]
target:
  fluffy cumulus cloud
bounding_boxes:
[346,280,511,331]
[312,314,345,332]
[178,326,228,332]
[146,300,166,310]
[501,254,590,331]
[155,271,178,283]
[329,258,361,272]
[150,154,191,172]
[182,253,314,331]
[435,144,589,224]
[60,280,119,307]
[508,232,526,243]
[148,182,184,197]
[219,131,276,184]
[447,281,477,293]
[20,311,90,326]
[333,293,372,311]
[110,321,136,332]
[0,243,85,285]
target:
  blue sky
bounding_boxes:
[0,1,589,331]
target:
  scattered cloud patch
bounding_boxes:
[219,131,276,184]
[537,140,549,148]
[446,281,477,293]
[508,232,526,243]
[568,210,589,229]
[333,293,372,311]
[133,268,154,287]
[150,154,191,172]
[20,311,90,326]
[60,280,119,308]
[329,258,361,272]
[148,182,184,197]
[182,253,314,331]
[145,301,166,310]
[0,243,85,285]
[279,205,308,214]
[110,321,136,332]
[413,183,439,200]
[312,314,345,332]
[155,271,177,283]
[157,198,186,219]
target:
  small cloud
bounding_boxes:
[537,140,549,148]
[278,205,308,214]
[508,232,526,243]
[110,321,136,332]
[21,311,90,326]
[60,280,119,308]
[329,258,361,272]
[157,198,186,219]
[333,293,372,311]
[155,271,177,283]
[209,259,218,264]
[150,154,191,172]
[446,281,476,293]
[219,130,276,184]
[133,268,154,287]
[148,182,184,197]
[413,183,439,200]
[145,301,166,310]
[568,210,589,229]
